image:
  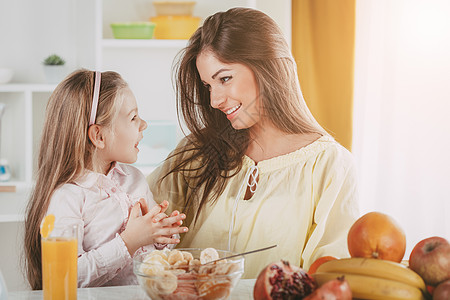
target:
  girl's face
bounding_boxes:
[196,50,261,130]
[102,87,147,165]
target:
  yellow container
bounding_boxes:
[150,15,200,39]
[153,1,196,16]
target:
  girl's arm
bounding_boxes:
[77,234,131,287]
[46,187,131,288]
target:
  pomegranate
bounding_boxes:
[254,260,317,300]
[303,276,352,300]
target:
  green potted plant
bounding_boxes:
[42,54,66,84]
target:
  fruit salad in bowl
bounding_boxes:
[133,248,244,300]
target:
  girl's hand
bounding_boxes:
[156,210,186,227]
[120,202,188,256]
[139,198,169,217]
[152,209,187,248]
[139,198,172,223]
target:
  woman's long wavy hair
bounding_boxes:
[23,69,127,290]
[166,7,327,223]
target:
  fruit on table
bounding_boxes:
[254,260,317,299]
[433,279,450,300]
[312,272,425,300]
[409,236,450,286]
[303,276,352,300]
[308,256,337,275]
[347,211,406,262]
[315,257,426,292]
[312,257,427,299]
[138,248,240,299]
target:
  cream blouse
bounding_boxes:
[147,135,359,278]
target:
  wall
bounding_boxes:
[353,0,450,256]
[0,0,80,83]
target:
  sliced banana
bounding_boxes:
[200,247,220,264]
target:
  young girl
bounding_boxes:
[24,69,188,289]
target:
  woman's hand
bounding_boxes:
[120,200,188,256]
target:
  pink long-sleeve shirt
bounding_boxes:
[46,163,165,287]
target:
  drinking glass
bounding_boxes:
[41,224,78,300]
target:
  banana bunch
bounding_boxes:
[312,257,427,300]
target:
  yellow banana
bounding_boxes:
[316,257,426,292]
[313,272,426,300]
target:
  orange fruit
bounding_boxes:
[40,214,55,238]
[347,211,406,263]
[308,256,337,274]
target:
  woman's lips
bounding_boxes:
[225,104,242,120]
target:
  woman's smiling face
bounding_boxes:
[196,50,261,130]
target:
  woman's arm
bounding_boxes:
[147,137,195,224]
[301,144,360,270]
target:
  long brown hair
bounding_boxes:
[165,8,327,223]
[24,69,127,289]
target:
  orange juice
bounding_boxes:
[42,237,77,300]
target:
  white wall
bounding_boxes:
[353,0,450,258]
[0,0,80,83]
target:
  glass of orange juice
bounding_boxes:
[41,223,78,300]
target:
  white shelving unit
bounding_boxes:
[0,84,56,223]
[94,0,260,123]
[0,0,254,223]
[101,39,188,49]
[0,0,289,218]
[0,84,56,187]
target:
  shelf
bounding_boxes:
[0,181,31,193]
[0,214,24,223]
[0,83,57,92]
[0,180,30,187]
[102,39,188,49]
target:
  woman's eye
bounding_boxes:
[131,115,137,121]
[221,76,232,83]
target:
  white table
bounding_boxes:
[8,279,256,299]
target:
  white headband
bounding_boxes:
[89,71,101,126]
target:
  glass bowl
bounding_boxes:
[133,248,244,300]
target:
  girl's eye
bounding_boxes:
[131,115,137,121]
[221,76,232,83]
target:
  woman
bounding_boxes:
[147,7,359,278]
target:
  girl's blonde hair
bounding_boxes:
[24,69,127,290]
[166,7,327,223]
